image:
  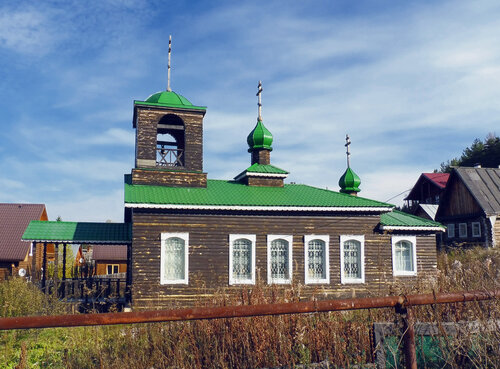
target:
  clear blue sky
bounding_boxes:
[1,0,499,221]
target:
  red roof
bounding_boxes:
[0,204,47,262]
[92,245,128,261]
[422,173,450,189]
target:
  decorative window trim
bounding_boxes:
[304,235,330,284]
[160,232,189,285]
[229,234,256,285]
[392,235,417,276]
[447,223,455,238]
[340,235,365,284]
[267,235,293,284]
[472,222,481,237]
[458,223,467,238]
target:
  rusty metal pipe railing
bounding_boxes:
[0,289,498,331]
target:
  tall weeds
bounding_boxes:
[0,247,498,368]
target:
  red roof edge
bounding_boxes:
[422,173,450,189]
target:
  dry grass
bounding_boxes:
[0,247,498,368]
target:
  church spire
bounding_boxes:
[167,35,172,92]
[339,134,361,196]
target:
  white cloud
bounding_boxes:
[0,8,57,54]
[47,189,124,222]
[80,128,134,146]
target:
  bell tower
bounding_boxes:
[131,36,207,188]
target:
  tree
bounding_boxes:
[439,133,500,172]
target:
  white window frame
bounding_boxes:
[392,235,417,276]
[458,223,467,238]
[267,235,293,284]
[447,224,455,238]
[340,235,365,284]
[472,222,481,237]
[106,264,119,275]
[160,232,189,285]
[304,235,330,284]
[229,234,256,285]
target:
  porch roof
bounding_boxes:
[22,221,131,244]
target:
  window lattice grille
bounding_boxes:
[308,239,326,279]
[163,237,185,280]
[343,239,361,279]
[233,238,252,280]
[395,240,413,272]
[270,239,289,281]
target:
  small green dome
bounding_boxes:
[145,91,194,107]
[339,167,361,194]
[247,119,273,152]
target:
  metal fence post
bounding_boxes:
[395,303,417,369]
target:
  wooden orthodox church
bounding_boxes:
[23,44,444,310]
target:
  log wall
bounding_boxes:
[130,210,438,309]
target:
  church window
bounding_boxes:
[304,235,329,284]
[340,235,364,283]
[392,236,417,276]
[229,234,256,285]
[161,233,189,284]
[267,235,292,284]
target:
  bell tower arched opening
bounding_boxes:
[156,114,185,167]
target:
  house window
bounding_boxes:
[340,235,365,284]
[161,232,189,284]
[304,235,329,284]
[229,234,256,285]
[458,223,467,238]
[472,222,481,237]
[392,236,417,276]
[267,235,292,284]
[106,264,119,274]
[447,224,455,238]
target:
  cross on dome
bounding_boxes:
[167,35,172,92]
[256,80,263,121]
[345,134,351,168]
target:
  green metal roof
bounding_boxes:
[125,177,393,211]
[380,210,445,230]
[245,164,289,174]
[134,91,206,111]
[247,119,273,151]
[22,221,132,243]
[339,167,361,194]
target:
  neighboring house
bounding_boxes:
[92,245,128,275]
[436,167,500,248]
[405,173,450,215]
[0,203,50,279]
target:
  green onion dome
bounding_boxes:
[339,167,361,194]
[145,91,194,107]
[247,119,273,152]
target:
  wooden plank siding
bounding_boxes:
[130,210,437,309]
[438,177,482,217]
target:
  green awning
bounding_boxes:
[22,221,132,243]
